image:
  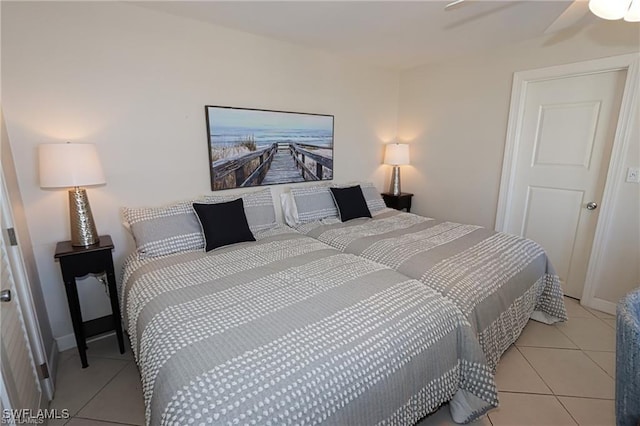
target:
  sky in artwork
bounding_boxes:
[208,107,333,132]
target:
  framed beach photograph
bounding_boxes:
[205,106,334,191]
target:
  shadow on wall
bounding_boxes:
[544,18,640,47]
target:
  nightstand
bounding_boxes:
[381,192,413,212]
[54,235,125,368]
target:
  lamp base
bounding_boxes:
[69,187,99,247]
[389,166,401,196]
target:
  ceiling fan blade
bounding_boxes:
[544,0,590,34]
[445,0,466,11]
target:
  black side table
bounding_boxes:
[54,235,125,368]
[381,192,414,212]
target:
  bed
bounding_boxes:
[286,184,568,369]
[120,190,499,425]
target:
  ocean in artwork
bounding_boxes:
[211,126,333,149]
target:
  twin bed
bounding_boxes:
[121,184,567,425]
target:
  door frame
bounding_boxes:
[0,168,54,402]
[496,53,639,312]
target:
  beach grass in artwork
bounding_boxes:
[206,106,334,191]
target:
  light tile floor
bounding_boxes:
[50,297,616,426]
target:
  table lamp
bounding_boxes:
[384,143,410,196]
[39,143,105,247]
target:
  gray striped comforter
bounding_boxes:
[294,210,568,369]
[121,227,498,425]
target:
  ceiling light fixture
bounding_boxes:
[589,0,640,22]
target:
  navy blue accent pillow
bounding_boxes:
[193,198,255,252]
[330,185,372,222]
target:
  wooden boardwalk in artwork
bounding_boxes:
[262,146,306,185]
[210,142,333,189]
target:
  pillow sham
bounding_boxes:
[290,184,338,223]
[123,188,276,258]
[200,188,277,233]
[358,182,387,213]
[122,200,203,258]
[193,199,255,251]
[288,182,385,224]
[332,181,386,213]
[330,185,372,222]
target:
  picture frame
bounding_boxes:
[205,105,334,191]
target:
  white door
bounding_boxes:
[0,171,48,421]
[504,69,626,299]
[1,231,44,419]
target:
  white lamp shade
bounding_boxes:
[384,143,410,166]
[39,143,106,188]
[624,0,640,21]
[589,0,632,20]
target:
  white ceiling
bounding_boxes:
[132,1,580,69]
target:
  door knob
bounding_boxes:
[586,202,598,210]
[0,289,11,302]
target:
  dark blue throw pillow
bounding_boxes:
[193,198,255,252]
[330,185,372,222]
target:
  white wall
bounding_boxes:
[398,20,640,227]
[589,104,639,305]
[397,21,639,305]
[1,2,399,349]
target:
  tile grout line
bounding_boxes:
[497,345,573,423]
[517,344,581,351]
[553,312,618,382]
[512,342,610,424]
[483,306,615,425]
[553,317,585,350]
[492,391,579,425]
[71,416,139,426]
[491,298,615,424]
[554,395,580,425]
[511,313,615,424]
[551,394,615,401]
[486,409,494,426]
[496,389,557,397]
[554,315,616,353]
[514,345,554,394]
[518,327,616,395]
[500,389,614,401]
[67,360,131,424]
[583,351,616,379]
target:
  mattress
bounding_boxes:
[121,226,498,425]
[294,210,568,369]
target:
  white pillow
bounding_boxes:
[279,192,300,227]
[289,184,338,223]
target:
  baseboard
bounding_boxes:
[55,333,77,352]
[48,340,58,381]
[582,297,617,316]
[42,340,58,401]
[55,330,118,352]
[86,331,116,343]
